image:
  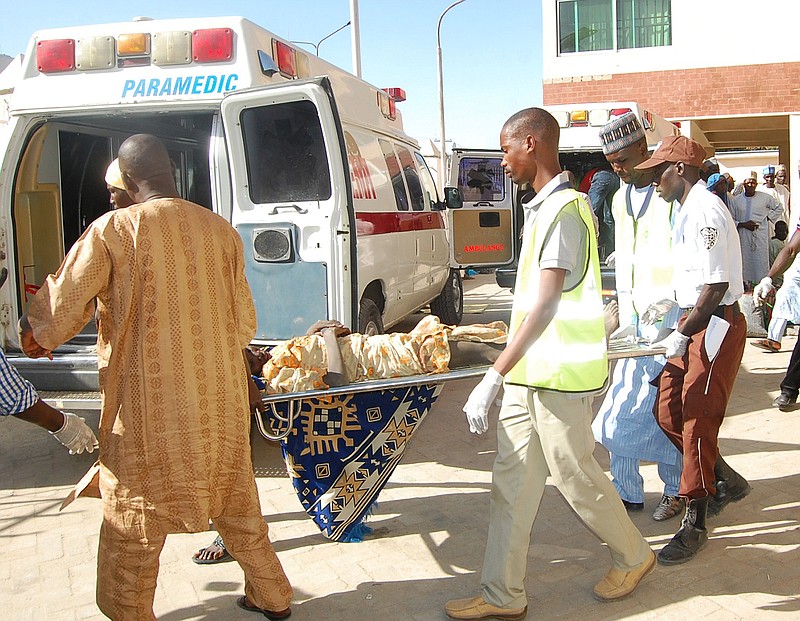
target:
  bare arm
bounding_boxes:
[492,267,566,376]
[12,398,66,432]
[678,282,728,337]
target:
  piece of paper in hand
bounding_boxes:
[704,315,730,363]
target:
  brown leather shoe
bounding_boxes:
[592,549,656,602]
[445,596,527,620]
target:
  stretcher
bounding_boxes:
[253,340,663,543]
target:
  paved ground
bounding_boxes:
[3,273,799,620]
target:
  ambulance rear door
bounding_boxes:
[447,149,515,268]
[220,77,356,341]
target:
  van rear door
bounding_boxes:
[220,77,355,341]
[447,149,515,268]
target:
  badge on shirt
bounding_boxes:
[700,227,719,250]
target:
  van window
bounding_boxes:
[414,152,440,209]
[396,147,425,211]
[378,139,409,211]
[241,100,332,203]
[458,157,506,202]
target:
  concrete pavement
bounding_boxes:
[3,272,799,620]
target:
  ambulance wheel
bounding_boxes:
[431,269,463,325]
[359,298,384,336]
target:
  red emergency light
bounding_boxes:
[383,87,406,102]
[610,108,632,117]
[37,39,75,73]
[273,39,296,77]
[192,28,233,62]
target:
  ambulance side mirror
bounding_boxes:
[443,187,463,210]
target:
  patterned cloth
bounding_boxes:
[272,383,442,541]
[0,349,38,416]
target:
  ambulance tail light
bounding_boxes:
[569,110,588,127]
[610,107,632,117]
[37,39,75,73]
[272,39,296,78]
[193,28,233,63]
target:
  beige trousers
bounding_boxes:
[481,384,651,609]
[96,482,292,620]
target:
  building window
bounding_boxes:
[558,0,671,54]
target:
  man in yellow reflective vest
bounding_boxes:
[445,108,654,621]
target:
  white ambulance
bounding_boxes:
[0,16,466,390]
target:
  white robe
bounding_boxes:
[732,190,783,283]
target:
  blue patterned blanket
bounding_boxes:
[270,383,442,541]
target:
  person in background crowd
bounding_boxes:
[587,164,620,261]
[706,172,734,213]
[753,220,797,355]
[731,171,783,287]
[761,165,789,235]
[755,223,800,408]
[700,158,720,184]
[445,108,654,621]
[18,134,293,621]
[592,112,684,522]
[635,135,750,565]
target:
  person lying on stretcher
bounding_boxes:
[252,315,508,394]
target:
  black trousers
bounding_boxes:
[779,336,800,398]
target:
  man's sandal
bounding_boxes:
[192,534,233,564]
[236,595,291,619]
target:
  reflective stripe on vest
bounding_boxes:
[505,187,608,392]
[612,186,675,321]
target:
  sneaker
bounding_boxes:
[652,495,685,521]
[445,596,527,620]
[772,393,797,411]
[593,549,656,601]
[751,339,781,352]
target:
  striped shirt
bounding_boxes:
[0,350,38,416]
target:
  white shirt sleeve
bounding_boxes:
[694,205,735,285]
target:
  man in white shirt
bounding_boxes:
[635,136,750,565]
[731,171,783,285]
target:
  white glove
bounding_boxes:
[51,412,99,455]
[653,331,690,358]
[463,368,504,434]
[640,298,677,325]
[753,276,774,306]
[605,251,616,268]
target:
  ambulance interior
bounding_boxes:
[13,112,215,344]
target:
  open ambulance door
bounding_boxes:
[220,77,357,341]
[446,149,515,269]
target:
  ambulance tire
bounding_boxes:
[431,269,463,325]
[359,298,384,336]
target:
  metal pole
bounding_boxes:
[437,0,467,191]
[317,21,351,56]
[350,0,362,78]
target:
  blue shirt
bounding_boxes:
[0,350,38,416]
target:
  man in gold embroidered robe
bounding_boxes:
[19,134,292,620]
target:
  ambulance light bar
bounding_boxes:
[553,107,634,129]
[37,27,236,74]
[270,39,311,79]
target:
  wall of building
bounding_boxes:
[542,0,800,80]
[542,63,800,119]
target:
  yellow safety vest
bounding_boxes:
[506,187,608,392]
[612,184,674,323]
